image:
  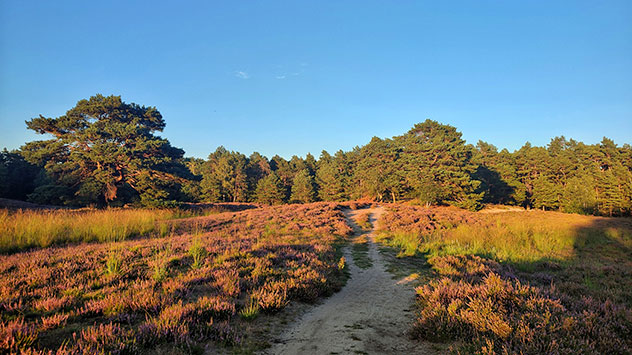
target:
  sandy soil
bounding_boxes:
[262,207,431,355]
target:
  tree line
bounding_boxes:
[1,95,630,216]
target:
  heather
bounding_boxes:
[0,203,351,353]
[415,255,632,353]
[376,204,632,353]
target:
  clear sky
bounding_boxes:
[1,1,631,159]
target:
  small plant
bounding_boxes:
[338,256,346,270]
[188,238,206,269]
[0,317,38,352]
[239,297,260,321]
[152,256,168,282]
[105,251,121,276]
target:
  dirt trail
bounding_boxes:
[263,207,430,355]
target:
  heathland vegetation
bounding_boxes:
[0,203,351,353]
[0,203,256,253]
[1,94,631,216]
[376,205,632,353]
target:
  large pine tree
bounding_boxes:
[21,94,186,206]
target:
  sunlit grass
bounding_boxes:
[351,235,372,269]
[353,210,372,232]
[377,207,632,265]
[0,206,241,253]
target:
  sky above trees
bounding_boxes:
[1,1,631,159]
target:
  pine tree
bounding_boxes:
[20,94,186,206]
[255,172,285,205]
[316,150,348,201]
[200,147,248,202]
[399,120,482,210]
[290,169,316,203]
[246,152,271,201]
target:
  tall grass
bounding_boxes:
[0,209,174,253]
[0,204,258,253]
[377,206,632,264]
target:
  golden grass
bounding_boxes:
[0,209,175,252]
[378,206,632,265]
[0,204,260,253]
[352,210,372,232]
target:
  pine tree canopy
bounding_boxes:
[20,94,186,206]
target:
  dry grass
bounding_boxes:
[377,205,632,265]
[0,204,257,253]
[0,203,352,353]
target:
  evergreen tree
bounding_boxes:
[255,172,285,205]
[472,141,519,204]
[21,94,186,206]
[399,120,482,210]
[290,169,316,203]
[561,175,597,214]
[180,158,205,202]
[351,137,399,201]
[270,155,293,201]
[200,147,248,202]
[246,152,271,201]
[0,149,43,201]
[304,153,318,176]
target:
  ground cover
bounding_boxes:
[0,203,351,354]
[376,204,632,353]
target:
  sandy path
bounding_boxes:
[263,207,430,355]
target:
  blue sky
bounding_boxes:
[1,1,630,159]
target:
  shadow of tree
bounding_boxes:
[473,165,516,205]
[513,216,632,306]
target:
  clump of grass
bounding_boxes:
[375,231,419,258]
[188,238,207,269]
[353,211,372,232]
[151,250,169,282]
[104,251,122,276]
[239,298,260,321]
[0,317,38,353]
